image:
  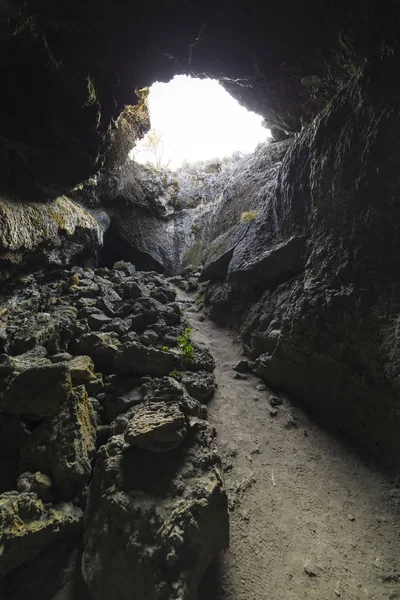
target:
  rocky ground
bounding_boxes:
[176,287,400,600]
[0,262,228,600]
[1,261,400,600]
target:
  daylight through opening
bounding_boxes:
[129,75,271,170]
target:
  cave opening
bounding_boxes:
[99,75,274,274]
[129,75,271,170]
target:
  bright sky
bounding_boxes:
[129,75,270,170]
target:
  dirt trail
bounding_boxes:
[176,289,400,600]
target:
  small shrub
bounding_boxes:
[162,345,169,352]
[169,369,182,381]
[240,210,258,222]
[177,326,194,365]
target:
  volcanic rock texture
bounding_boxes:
[0,263,228,600]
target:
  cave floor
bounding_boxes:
[176,289,400,600]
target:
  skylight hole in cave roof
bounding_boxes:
[129,75,271,170]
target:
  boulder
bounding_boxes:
[88,313,112,330]
[113,261,136,276]
[82,419,229,600]
[114,341,180,376]
[21,386,97,500]
[16,472,53,503]
[0,491,83,577]
[77,332,120,373]
[7,305,79,356]
[69,355,97,386]
[103,385,142,424]
[0,197,109,280]
[228,234,309,291]
[124,401,187,452]
[233,360,251,373]
[0,346,50,376]
[0,363,71,418]
[199,223,250,282]
[190,344,215,373]
[181,371,216,404]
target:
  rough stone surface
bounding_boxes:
[21,385,97,500]
[77,332,120,373]
[0,363,71,418]
[16,472,53,503]
[0,264,226,596]
[0,492,83,577]
[69,355,97,386]
[0,197,109,279]
[180,371,216,404]
[115,341,181,376]
[124,401,187,452]
[204,51,400,465]
[82,416,228,600]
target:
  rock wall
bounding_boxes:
[93,143,291,276]
[0,196,109,280]
[200,49,400,466]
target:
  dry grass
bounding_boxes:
[240,210,258,222]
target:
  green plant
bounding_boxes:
[162,345,169,352]
[177,326,194,365]
[169,369,182,381]
[240,210,258,223]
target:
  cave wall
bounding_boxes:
[0,196,109,280]
[201,48,400,465]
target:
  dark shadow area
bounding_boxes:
[121,445,186,495]
[99,222,164,272]
[198,558,225,600]
[0,444,19,494]
[1,536,90,600]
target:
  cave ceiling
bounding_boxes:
[0,0,397,201]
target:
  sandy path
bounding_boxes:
[176,289,400,600]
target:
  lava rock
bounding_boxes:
[69,355,96,386]
[234,372,248,380]
[124,401,187,452]
[113,261,136,276]
[82,419,229,600]
[0,363,71,418]
[103,386,142,424]
[77,332,120,373]
[17,471,53,502]
[0,491,83,577]
[114,341,180,376]
[181,371,216,404]
[233,359,251,373]
[88,313,112,330]
[21,385,97,500]
[190,344,215,373]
